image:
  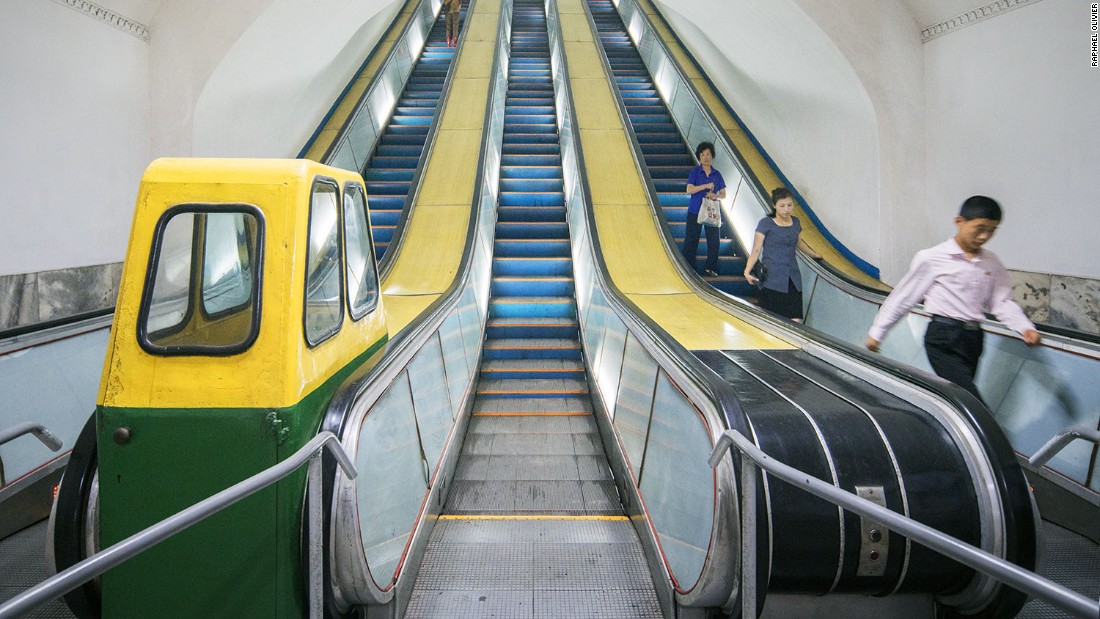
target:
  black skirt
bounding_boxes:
[759,277,803,320]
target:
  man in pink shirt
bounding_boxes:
[865,196,1042,403]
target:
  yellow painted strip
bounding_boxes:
[628,294,790,351]
[560,0,793,352]
[379,0,502,336]
[303,0,419,161]
[632,0,886,290]
[382,295,438,334]
[439,514,629,521]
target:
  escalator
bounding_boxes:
[404,2,662,615]
[582,0,1100,532]
[588,0,748,297]
[558,0,1042,615]
[365,1,465,259]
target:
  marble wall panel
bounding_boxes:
[1050,275,1100,336]
[0,263,121,331]
[1009,269,1051,324]
[39,265,110,322]
[0,273,39,329]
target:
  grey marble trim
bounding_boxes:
[1009,270,1051,324]
[0,274,39,330]
[50,0,150,42]
[0,262,122,331]
[1010,269,1100,336]
[1050,274,1100,336]
[921,0,1045,43]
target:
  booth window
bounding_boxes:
[140,206,263,355]
[304,178,344,346]
[344,183,379,320]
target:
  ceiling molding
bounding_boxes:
[51,0,150,42]
[921,0,1044,43]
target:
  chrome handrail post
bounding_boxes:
[740,450,757,619]
[1028,426,1100,468]
[0,422,63,451]
[308,447,323,619]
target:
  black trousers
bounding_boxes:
[924,318,985,404]
[682,216,719,272]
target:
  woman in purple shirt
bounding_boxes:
[682,142,726,277]
[744,188,821,321]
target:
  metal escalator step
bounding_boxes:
[482,337,580,350]
[485,317,579,340]
[476,377,588,397]
[473,396,592,415]
[480,359,584,380]
[490,276,574,297]
[486,317,577,328]
[454,455,612,482]
[462,431,578,456]
[468,414,596,435]
[488,296,576,318]
[441,480,621,515]
[428,518,638,544]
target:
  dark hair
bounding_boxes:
[771,187,792,206]
[959,195,1002,221]
[695,142,715,160]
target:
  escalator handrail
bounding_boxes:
[300,0,437,162]
[319,0,511,606]
[325,0,503,408]
[373,2,474,280]
[581,1,1040,614]
[552,0,757,609]
[609,0,874,283]
[709,429,1100,619]
[582,0,753,308]
[805,252,1100,349]
[619,0,1100,348]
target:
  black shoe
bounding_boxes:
[703,269,718,277]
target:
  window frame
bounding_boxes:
[302,176,346,348]
[137,203,265,357]
[342,181,381,321]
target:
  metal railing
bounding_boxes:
[0,422,63,451]
[708,429,1099,619]
[1029,426,1100,469]
[0,431,357,619]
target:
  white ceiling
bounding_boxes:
[897,0,995,28]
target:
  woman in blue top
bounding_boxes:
[743,188,821,321]
[682,142,726,277]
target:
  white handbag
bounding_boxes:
[697,197,721,227]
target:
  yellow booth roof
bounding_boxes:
[100,158,387,410]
